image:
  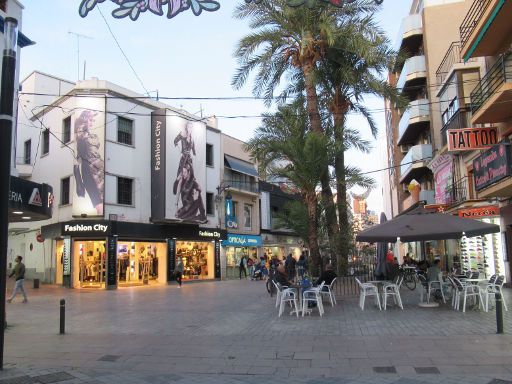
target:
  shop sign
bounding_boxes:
[458,206,499,218]
[428,154,453,204]
[62,221,112,236]
[8,176,53,217]
[222,234,262,247]
[473,141,512,191]
[106,237,117,288]
[198,230,223,239]
[225,196,237,229]
[151,109,167,220]
[63,237,71,276]
[447,127,498,152]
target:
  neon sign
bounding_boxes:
[79,0,383,21]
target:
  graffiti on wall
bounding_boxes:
[79,0,383,21]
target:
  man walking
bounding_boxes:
[239,255,247,279]
[7,256,27,303]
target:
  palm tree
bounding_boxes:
[245,101,330,267]
[313,11,405,272]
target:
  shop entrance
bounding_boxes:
[176,241,214,280]
[225,246,257,279]
[117,241,167,286]
[73,240,106,288]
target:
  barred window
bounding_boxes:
[117,177,133,205]
[117,116,133,145]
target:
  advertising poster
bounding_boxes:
[165,116,207,223]
[72,97,105,217]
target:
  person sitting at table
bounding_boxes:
[275,264,293,287]
[427,259,441,282]
[316,263,337,287]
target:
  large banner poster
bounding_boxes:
[163,115,207,223]
[72,97,105,217]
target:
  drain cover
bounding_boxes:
[373,366,397,373]
[33,372,74,384]
[97,354,121,362]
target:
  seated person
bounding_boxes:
[316,263,337,287]
[275,264,293,287]
[427,259,442,282]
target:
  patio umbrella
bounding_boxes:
[355,205,500,243]
[374,212,388,279]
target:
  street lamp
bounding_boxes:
[0,17,18,370]
[215,183,231,229]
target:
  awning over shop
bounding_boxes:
[224,155,258,177]
[8,176,53,222]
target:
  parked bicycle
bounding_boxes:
[400,266,418,290]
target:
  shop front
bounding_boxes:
[43,220,226,289]
[222,234,262,279]
[262,232,303,262]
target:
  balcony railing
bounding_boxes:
[460,0,492,50]
[397,99,430,144]
[394,13,423,53]
[470,52,512,115]
[397,55,427,92]
[443,177,469,205]
[400,144,432,179]
[440,108,471,147]
[223,179,259,194]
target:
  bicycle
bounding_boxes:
[400,266,418,290]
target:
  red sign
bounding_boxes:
[447,127,498,152]
[458,206,499,218]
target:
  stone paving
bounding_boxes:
[0,279,511,384]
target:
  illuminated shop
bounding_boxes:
[222,234,261,279]
[42,220,225,289]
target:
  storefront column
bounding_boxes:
[215,241,221,279]
[62,237,72,288]
[106,236,117,290]
[167,238,176,282]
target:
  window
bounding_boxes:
[60,177,70,205]
[0,0,6,12]
[23,140,31,164]
[206,192,214,215]
[117,116,133,145]
[62,116,71,143]
[117,177,133,205]
[206,143,214,166]
[244,204,252,229]
[42,129,50,155]
[232,201,238,220]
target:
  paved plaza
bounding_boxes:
[0,279,511,384]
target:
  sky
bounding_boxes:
[17,0,412,214]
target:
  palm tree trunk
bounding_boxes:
[332,95,350,275]
[303,63,340,262]
[304,191,321,272]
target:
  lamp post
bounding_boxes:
[0,17,18,370]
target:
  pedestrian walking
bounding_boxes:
[175,257,184,288]
[7,256,27,303]
[239,255,247,279]
[247,257,255,280]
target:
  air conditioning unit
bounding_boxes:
[400,145,411,154]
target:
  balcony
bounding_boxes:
[470,52,512,124]
[403,189,435,211]
[395,13,423,56]
[440,108,471,148]
[444,177,469,206]
[397,56,427,96]
[460,0,512,60]
[397,99,430,145]
[400,144,432,183]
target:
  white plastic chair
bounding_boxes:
[383,275,404,310]
[273,281,288,308]
[484,275,508,312]
[427,272,446,304]
[302,282,325,317]
[278,288,299,317]
[453,277,483,312]
[355,277,381,310]
[320,277,337,306]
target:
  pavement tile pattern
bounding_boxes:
[0,279,511,384]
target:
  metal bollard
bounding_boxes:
[495,292,504,334]
[59,299,65,335]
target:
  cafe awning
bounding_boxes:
[224,155,258,177]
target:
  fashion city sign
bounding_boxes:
[79,0,384,21]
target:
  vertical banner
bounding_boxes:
[106,237,117,289]
[166,116,207,223]
[225,195,237,228]
[167,238,176,281]
[428,154,453,204]
[151,109,167,220]
[63,237,71,276]
[214,240,221,278]
[72,97,105,217]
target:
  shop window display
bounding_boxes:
[75,240,106,288]
[117,241,164,285]
[225,246,257,279]
[176,241,214,280]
